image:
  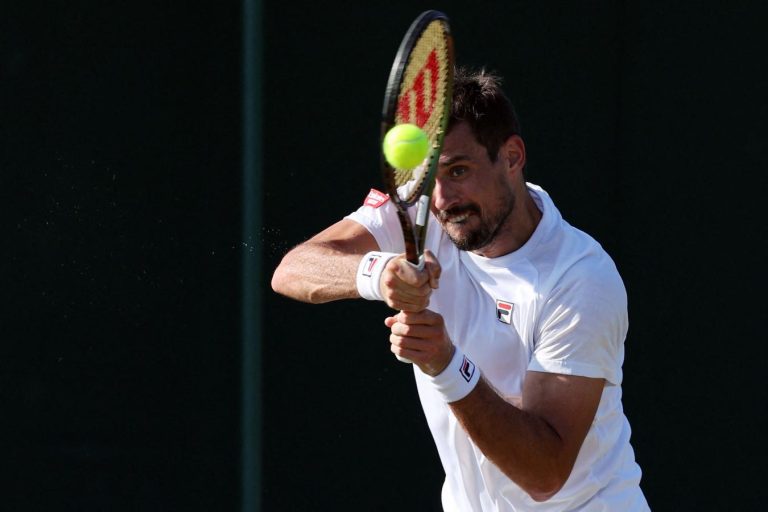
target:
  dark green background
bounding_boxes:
[4,1,766,510]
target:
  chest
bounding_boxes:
[429,248,538,399]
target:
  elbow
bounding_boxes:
[271,262,323,303]
[270,267,286,295]
[528,488,562,503]
[271,263,296,298]
[528,483,564,503]
[524,473,568,503]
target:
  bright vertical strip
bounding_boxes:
[241,0,262,510]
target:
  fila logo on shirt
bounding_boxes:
[496,299,514,324]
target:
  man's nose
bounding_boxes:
[432,178,458,212]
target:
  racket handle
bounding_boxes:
[416,194,429,227]
[404,253,426,271]
[399,225,427,364]
[412,195,429,272]
[417,253,426,271]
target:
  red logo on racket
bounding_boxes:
[397,50,439,128]
[363,188,389,208]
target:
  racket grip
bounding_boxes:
[404,253,426,271]
[400,195,428,363]
[416,194,429,227]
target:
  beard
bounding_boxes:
[437,182,516,252]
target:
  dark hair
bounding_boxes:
[448,67,521,163]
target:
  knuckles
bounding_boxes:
[381,273,398,290]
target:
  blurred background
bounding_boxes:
[3,1,766,510]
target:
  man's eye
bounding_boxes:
[449,167,467,178]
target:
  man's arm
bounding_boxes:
[451,371,603,502]
[271,219,377,303]
[272,219,440,309]
[386,309,603,501]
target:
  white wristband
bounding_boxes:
[356,251,398,301]
[424,346,481,403]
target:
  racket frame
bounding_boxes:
[380,10,454,267]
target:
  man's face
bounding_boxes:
[432,122,516,252]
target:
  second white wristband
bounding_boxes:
[356,251,398,301]
[424,346,481,403]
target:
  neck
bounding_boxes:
[472,188,542,258]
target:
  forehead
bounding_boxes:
[439,122,487,164]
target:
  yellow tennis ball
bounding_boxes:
[382,124,430,169]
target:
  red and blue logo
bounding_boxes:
[496,299,513,324]
[363,188,389,208]
[459,356,475,382]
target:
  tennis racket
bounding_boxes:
[380,11,454,364]
[381,10,454,269]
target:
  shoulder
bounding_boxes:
[344,188,401,232]
[525,184,624,293]
[344,189,405,254]
[534,216,625,299]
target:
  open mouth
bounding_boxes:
[439,206,479,225]
[446,212,471,224]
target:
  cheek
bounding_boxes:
[431,180,463,209]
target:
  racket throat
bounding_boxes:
[415,194,429,228]
[413,194,430,270]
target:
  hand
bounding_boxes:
[384,309,454,376]
[380,250,441,312]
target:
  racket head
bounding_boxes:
[381,10,454,264]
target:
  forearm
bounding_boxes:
[388,309,601,500]
[449,379,571,501]
[271,241,364,303]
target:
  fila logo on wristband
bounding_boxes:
[356,251,398,301]
[425,346,481,403]
[362,254,382,277]
[459,356,475,382]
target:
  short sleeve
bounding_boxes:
[528,258,628,386]
[344,195,406,254]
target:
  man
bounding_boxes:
[271,68,649,511]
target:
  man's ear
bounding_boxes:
[503,135,526,175]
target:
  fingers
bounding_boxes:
[379,252,441,311]
[384,310,438,331]
[388,328,442,360]
[390,317,439,338]
[391,309,441,326]
[381,285,430,312]
[389,337,440,361]
[392,257,430,287]
[385,309,453,375]
[379,252,448,370]
[424,250,441,289]
[380,256,433,311]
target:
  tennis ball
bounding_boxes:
[382,124,430,169]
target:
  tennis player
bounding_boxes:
[272,68,650,511]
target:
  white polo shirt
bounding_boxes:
[346,184,649,511]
